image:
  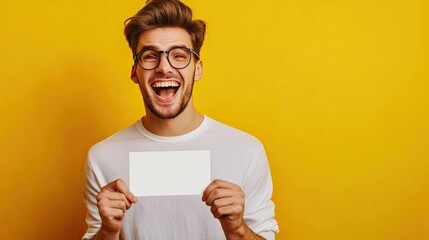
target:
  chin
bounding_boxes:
[146,103,186,120]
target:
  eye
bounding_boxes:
[140,50,158,62]
[143,54,157,60]
[170,48,190,61]
[173,54,186,59]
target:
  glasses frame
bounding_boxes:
[134,47,200,70]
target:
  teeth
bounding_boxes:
[152,81,179,88]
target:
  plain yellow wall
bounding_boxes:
[1,0,428,239]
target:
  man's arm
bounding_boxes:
[202,179,266,240]
[90,179,137,240]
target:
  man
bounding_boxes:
[82,0,279,239]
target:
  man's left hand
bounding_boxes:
[202,179,246,235]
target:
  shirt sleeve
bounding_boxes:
[242,143,279,239]
[82,155,102,240]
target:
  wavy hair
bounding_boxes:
[124,0,206,57]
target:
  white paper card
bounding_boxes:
[129,150,210,196]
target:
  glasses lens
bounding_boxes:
[168,47,191,69]
[138,49,158,70]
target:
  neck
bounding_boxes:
[142,99,204,136]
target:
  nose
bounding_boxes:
[155,52,173,74]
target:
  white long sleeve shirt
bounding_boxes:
[82,116,279,240]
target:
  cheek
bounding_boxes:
[180,68,196,83]
[137,71,151,85]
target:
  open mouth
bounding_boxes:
[151,81,180,99]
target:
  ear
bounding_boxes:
[130,64,139,84]
[194,60,203,82]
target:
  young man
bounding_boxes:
[82,0,279,239]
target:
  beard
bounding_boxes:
[140,71,195,119]
[143,82,194,119]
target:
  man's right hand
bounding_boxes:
[95,179,137,239]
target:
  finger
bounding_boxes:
[97,192,132,209]
[202,179,241,201]
[205,188,243,206]
[209,197,234,215]
[102,179,137,203]
[212,204,244,219]
[98,199,128,213]
[99,208,126,221]
[209,196,245,216]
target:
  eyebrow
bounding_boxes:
[139,44,189,52]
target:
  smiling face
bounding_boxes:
[131,27,202,119]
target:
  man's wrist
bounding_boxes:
[224,223,265,240]
[93,226,120,240]
[223,223,248,240]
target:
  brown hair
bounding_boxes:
[124,0,206,57]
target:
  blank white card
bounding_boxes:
[129,150,211,196]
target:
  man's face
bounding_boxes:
[131,27,202,119]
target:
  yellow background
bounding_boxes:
[1,0,428,239]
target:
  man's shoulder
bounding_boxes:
[89,121,141,154]
[207,117,264,148]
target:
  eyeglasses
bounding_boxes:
[134,47,200,70]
